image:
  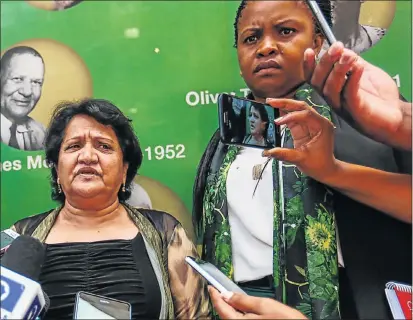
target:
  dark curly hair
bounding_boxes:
[44,98,143,203]
[233,0,333,48]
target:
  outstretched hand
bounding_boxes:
[263,98,337,184]
[304,42,411,150]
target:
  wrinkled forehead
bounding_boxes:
[4,53,44,79]
[63,114,119,142]
[238,0,311,27]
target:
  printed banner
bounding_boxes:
[1,0,411,239]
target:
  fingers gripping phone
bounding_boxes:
[74,291,132,319]
[185,256,246,295]
[218,93,281,149]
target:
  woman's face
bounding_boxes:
[57,114,128,204]
[237,1,324,100]
[249,106,266,137]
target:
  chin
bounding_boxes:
[72,184,104,198]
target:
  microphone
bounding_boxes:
[1,235,50,319]
[0,229,20,255]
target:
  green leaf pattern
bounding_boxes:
[201,84,340,319]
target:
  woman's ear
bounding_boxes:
[313,34,325,56]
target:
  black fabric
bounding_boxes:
[338,268,358,320]
[332,112,412,319]
[39,233,162,319]
[237,275,274,288]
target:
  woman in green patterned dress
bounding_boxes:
[193,1,342,319]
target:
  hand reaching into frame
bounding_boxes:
[208,286,307,319]
[264,98,412,223]
[304,42,411,151]
[263,98,338,183]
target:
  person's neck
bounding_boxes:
[251,134,265,145]
[252,82,303,104]
[60,197,124,228]
[0,109,26,125]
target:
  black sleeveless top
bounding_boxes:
[39,233,162,319]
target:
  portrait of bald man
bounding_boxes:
[1,46,46,151]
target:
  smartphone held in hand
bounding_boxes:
[218,93,281,149]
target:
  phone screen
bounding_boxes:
[1,230,19,254]
[185,256,246,294]
[218,93,280,149]
[74,292,131,320]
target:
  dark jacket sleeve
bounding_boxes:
[138,209,212,319]
[331,112,412,319]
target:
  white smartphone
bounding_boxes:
[73,291,132,319]
[185,256,246,294]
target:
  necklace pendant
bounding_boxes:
[252,164,263,180]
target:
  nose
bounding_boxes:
[17,80,33,97]
[257,36,280,57]
[78,143,98,165]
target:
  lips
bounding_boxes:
[14,100,30,106]
[254,60,282,73]
[76,167,100,176]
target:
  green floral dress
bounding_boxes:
[201,84,340,319]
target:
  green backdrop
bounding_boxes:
[1,1,411,234]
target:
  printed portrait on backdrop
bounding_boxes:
[27,0,84,11]
[0,46,46,151]
[320,0,396,55]
[1,38,93,152]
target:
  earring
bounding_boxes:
[57,178,62,194]
[122,184,126,192]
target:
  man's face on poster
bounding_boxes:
[0,53,44,120]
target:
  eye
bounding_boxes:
[279,28,296,36]
[12,77,23,83]
[99,143,112,151]
[65,144,80,151]
[244,35,258,44]
[32,80,43,86]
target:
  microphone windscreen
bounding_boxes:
[0,235,46,281]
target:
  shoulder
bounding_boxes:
[26,117,46,133]
[126,204,180,236]
[11,209,55,236]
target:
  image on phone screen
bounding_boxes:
[74,292,131,320]
[218,93,280,149]
[185,256,246,294]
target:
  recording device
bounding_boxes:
[74,291,132,319]
[306,0,337,45]
[218,93,280,150]
[0,229,20,254]
[185,256,246,295]
[0,235,49,319]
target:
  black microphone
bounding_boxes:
[1,235,50,319]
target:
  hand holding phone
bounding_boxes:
[218,93,280,149]
[185,256,246,295]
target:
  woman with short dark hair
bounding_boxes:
[9,98,211,319]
